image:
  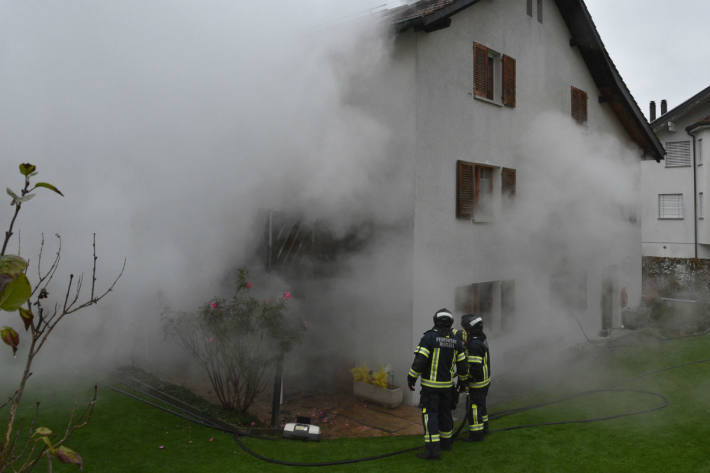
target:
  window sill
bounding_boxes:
[473,95,503,107]
[658,217,684,220]
[472,215,495,223]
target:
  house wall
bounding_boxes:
[642,97,710,259]
[397,0,644,396]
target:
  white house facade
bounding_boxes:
[279,0,663,403]
[642,86,710,259]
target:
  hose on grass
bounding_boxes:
[109,377,685,467]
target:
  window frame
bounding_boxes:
[473,43,515,108]
[699,192,704,220]
[698,138,703,166]
[665,140,692,167]
[658,193,684,220]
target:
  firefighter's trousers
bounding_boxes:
[419,387,454,453]
[467,384,489,437]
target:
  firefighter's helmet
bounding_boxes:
[433,308,454,328]
[461,313,483,331]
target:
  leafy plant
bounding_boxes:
[164,270,302,414]
[1,163,124,472]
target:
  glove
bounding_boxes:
[457,380,468,393]
[407,376,416,391]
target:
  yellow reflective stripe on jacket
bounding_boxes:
[469,379,491,388]
[456,351,466,362]
[414,346,431,358]
[429,348,440,381]
[408,368,421,378]
[422,379,454,388]
[483,352,489,381]
[468,355,483,363]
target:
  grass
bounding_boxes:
[7,332,710,472]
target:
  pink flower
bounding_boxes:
[208,337,215,343]
[159,445,165,449]
[246,282,252,289]
[323,417,329,423]
[208,437,214,442]
[250,421,255,426]
[283,291,291,301]
[210,301,218,309]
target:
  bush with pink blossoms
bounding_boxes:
[163,269,302,413]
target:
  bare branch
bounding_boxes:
[62,274,74,313]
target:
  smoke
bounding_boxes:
[0,0,402,376]
[0,1,650,404]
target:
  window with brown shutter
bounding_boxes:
[526,0,533,16]
[502,55,516,107]
[571,86,588,124]
[457,160,474,219]
[473,43,489,99]
[537,0,543,22]
[502,168,516,199]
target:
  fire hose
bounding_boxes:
[107,354,710,467]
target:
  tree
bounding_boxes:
[0,163,124,472]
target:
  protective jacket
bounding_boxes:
[466,333,490,389]
[408,327,468,389]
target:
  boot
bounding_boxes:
[416,444,441,460]
[440,438,452,451]
[466,431,484,442]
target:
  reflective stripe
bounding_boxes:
[429,348,440,381]
[422,379,454,388]
[456,351,466,362]
[482,415,489,422]
[468,356,483,363]
[483,353,489,381]
[440,430,453,439]
[423,408,430,443]
[424,435,441,443]
[470,404,484,431]
[470,379,491,388]
[415,346,431,358]
[408,368,421,378]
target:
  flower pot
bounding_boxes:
[353,380,403,409]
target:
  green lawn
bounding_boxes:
[9,333,710,472]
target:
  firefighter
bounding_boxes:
[408,308,468,459]
[461,313,491,441]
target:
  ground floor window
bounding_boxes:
[455,280,515,333]
[658,194,683,219]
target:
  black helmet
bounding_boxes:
[461,313,483,331]
[433,308,454,328]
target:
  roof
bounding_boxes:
[385,0,664,160]
[686,114,710,134]
[652,85,710,131]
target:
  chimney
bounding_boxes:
[650,101,656,121]
[661,99,668,115]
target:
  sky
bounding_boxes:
[584,0,710,120]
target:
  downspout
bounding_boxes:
[689,132,698,259]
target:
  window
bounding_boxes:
[658,194,683,219]
[665,141,691,167]
[699,192,704,220]
[457,160,497,220]
[571,86,588,123]
[526,0,533,16]
[698,138,703,166]
[537,0,543,22]
[456,280,515,333]
[473,43,516,107]
[502,168,516,200]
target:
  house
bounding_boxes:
[275,0,663,403]
[641,86,710,260]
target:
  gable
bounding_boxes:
[386,0,663,161]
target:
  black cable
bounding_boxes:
[110,356,710,467]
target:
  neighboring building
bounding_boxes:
[277,0,663,401]
[642,86,710,259]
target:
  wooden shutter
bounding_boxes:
[502,55,516,107]
[526,0,533,16]
[571,86,588,123]
[502,168,516,198]
[456,160,474,219]
[473,43,489,98]
[537,0,543,22]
